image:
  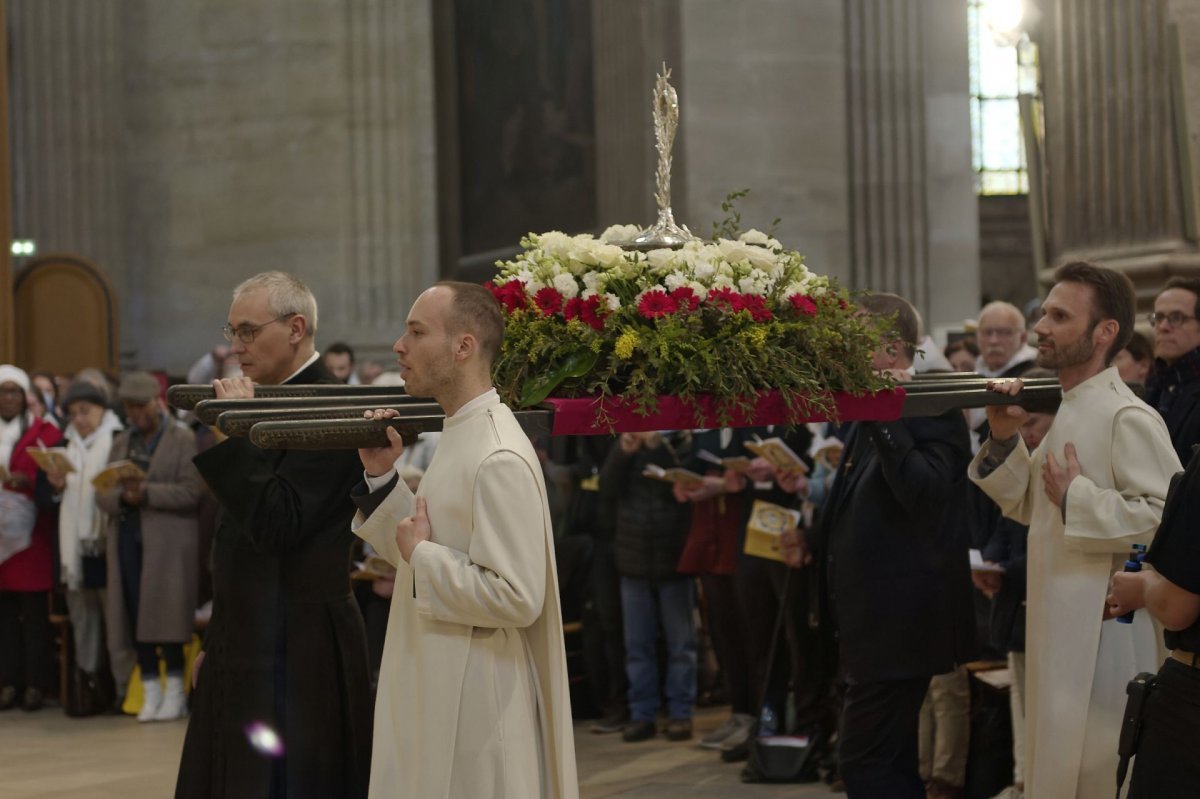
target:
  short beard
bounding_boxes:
[1036,334,1094,369]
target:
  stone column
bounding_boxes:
[1037,0,1200,299]
[844,0,979,329]
[6,0,126,351]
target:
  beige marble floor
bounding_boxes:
[0,704,838,798]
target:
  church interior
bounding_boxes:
[2,0,1199,797]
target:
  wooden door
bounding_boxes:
[13,254,118,374]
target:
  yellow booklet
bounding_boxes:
[640,463,707,487]
[91,460,146,492]
[27,447,74,474]
[744,436,809,476]
[743,499,802,563]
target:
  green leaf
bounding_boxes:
[518,348,600,407]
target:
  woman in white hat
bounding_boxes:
[0,365,63,711]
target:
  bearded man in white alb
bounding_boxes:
[971,262,1180,798]
[352,281,578,799]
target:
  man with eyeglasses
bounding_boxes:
[1146,277,1200,466]
[968,302,1040,449]
[175,272,372,799]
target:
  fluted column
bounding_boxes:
[7,0,125,310]
[342,0,439,335]
[844,0,979,327]
[1038,0,1200,296]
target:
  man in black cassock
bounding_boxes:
[175,272,372,799]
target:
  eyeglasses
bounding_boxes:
[1147,311,1198,328]
[222,314,296,344]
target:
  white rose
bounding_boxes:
[688,281,709,299]
[745,246,778,272]
[716,238,755,265]
[599,224,642,243]
[739,229,771,246]
[592,243,627,268]
[646,248,675,271]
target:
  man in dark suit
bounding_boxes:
[800,293,975,798]
[176,272,372,799]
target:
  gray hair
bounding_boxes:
[978,301,1026,330]
[233,271,318,339]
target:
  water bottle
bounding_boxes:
[759,704,777,737]
[1116,544,1148,624]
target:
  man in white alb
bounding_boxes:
[971,262,1180,798]
[352,281,578,799]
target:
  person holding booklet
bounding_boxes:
[0,365,62,712]
[94,371,202,722]
[599,429,698,742]
[37,379,126,705]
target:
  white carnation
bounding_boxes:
[552,272,580,299]
[646,248,675,271]
[739,229,771,246]
[664,272,689,291]
[603,293,621,311]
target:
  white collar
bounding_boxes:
[281,351,321,385]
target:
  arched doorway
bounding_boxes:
[13,253,119,374]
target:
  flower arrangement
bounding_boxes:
[487,223,891,426]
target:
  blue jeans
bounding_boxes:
[620,576,697,722]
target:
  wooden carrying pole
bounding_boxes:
[168,375,1065,451]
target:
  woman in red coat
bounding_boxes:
[0,365,62,711]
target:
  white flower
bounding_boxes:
[711,273,735,289]
[691,259,716,281]
[646,248,676,271]
[602,292,621,311]
[664,272,689,291]
[582,271,604,292]
[599,224,642,243]
[811,285,828,297]
[745,246,779,272]
[739,229,771,246]
[716,238,756,265]
[538,231,576,261]
[552,272,580,299]
[688,281,709,299]
[592,243,627,268]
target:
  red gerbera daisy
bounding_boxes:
[740,294,772,322]
[533,286,565,316]
[637,290,677,319]
[580,295,606,330]
[488,280,527,313]
[669,286,700,312]
[563,297,584,321]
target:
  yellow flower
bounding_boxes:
[614,330,639,360]
[745,326,768,349]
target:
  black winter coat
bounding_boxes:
[601,432,692,582]
[818,414,976,684]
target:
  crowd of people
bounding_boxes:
[1,264,1199,799]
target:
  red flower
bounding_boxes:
[740,294,773,322]
[487,280,527,313]
[706,286,742,312]
[563,297,584,321]
[637,290,677,319]
[669,286,700,312]
[533,286,565,316]
[789,294,818,317]
[580,295,606,330]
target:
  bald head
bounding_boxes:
[977,301,1028,371]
